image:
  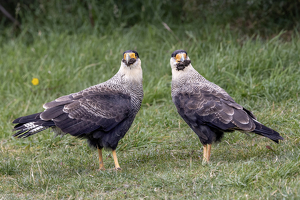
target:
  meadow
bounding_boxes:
[1,10,300,199]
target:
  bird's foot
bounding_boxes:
[115,167,122,171]
[106,167,122,171]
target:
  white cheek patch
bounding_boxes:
[119,59,143,83]
[171,63,194,81]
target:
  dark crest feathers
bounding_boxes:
[171,49,187,57]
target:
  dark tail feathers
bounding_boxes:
[252,120,283,143]
[12,112,55,138]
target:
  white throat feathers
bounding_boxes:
[119,59,143,83]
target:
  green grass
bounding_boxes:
[1,24,300,199]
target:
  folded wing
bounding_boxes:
[41,85,131,136]
[174,83,256,133]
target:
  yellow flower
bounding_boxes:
[31,78,39,86]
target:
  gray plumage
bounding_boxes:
[13,50,143,150]
[170,50,283,149]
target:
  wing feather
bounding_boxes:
[41,85,131,136]
[174,84,255,132]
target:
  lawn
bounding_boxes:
[0,23,300,199]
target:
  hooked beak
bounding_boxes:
[180,55,185,62]
[126,53,131,64]
[123,52,137,66]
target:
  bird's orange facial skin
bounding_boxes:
[124,53,136,60]
[175,53,187,62]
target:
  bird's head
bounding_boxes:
[170,49,191,71]
[119,50,142,83]
[122,50,140,68]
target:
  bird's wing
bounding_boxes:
[173,83,256,132]
[40,84,131,136]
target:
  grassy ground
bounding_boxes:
[1,24,300,199]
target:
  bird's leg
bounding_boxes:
[112,150,121,170]
[203,145,207,162]
[206,144,211,162]
[98,148,105,170]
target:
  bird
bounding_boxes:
[12,50,143,170]
[170,49,283,162]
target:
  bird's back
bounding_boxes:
[171,66,231,103]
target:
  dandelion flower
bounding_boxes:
[31,78,39,86]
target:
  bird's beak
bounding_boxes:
[175,53,187,62]
[124,53,137,65]
[180,55,185,62]
[126,53,131,63]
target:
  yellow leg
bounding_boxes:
[203,145,207,162]
[206,144,211,162]
[112,150,121,170]
[98,148,105,170]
